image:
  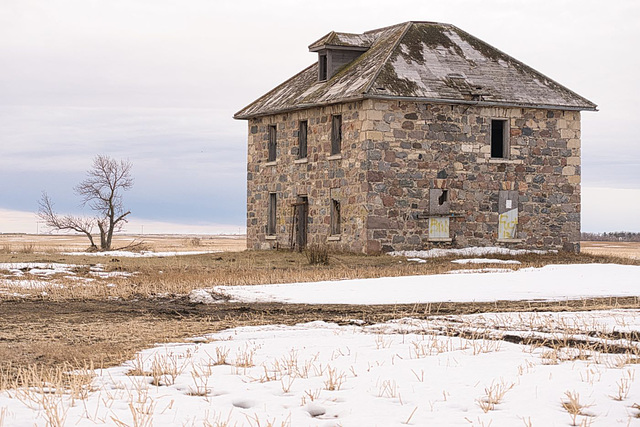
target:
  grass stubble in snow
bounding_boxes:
[3,312,640,426]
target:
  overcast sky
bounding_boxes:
[1,0,639,234]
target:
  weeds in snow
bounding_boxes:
[323,366,346,391]
[476,379,514,413]
[562,390,592,426]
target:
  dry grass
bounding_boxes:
[0,233,245,254]
[581,241,640,259]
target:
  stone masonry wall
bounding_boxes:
[360,99,581,253]
[246,99,581,253]
[246,101,369,251]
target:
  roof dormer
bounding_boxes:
[309,31,371,81]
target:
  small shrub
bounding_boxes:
[305,245,329,265]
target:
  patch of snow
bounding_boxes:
[2,314,640,425]
[447,268,512,274]
[390,246,552,258]
[188,289,228,304]
[208,264,640,305]
[451,258,521,264]
[0,262,78,276]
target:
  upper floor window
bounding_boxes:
[491,119,508,159]
[268,125,277,162]
[318,54,328,81]
[331,115,342,155]
[298,120,308,159]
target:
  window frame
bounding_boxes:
[318,54,328,81]
[490,119,509,159]
[267,192,277,236]
[331,115,342,156]
[298,120,308,159]
[268,125,277,162]
[330,198,341,236]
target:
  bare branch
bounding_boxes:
[38,155,134,251]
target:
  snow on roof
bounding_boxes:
[235,21,597,119]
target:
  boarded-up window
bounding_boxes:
[491,119,508,158]
[268,125,277,162]
[330,198,341,235]
[498,190,518,240]
[331,115,342,155]
[429,217,450,240]
[267,193,276,235]
[298,120,308,159]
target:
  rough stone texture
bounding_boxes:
[247,101,368,252]
[246,98,582,253]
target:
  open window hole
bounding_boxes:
[438,190,448,206]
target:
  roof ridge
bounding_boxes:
[362,22,413,95]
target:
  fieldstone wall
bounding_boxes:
[245,98,582,253]
[246,101,369,251]
[360,99,581,253]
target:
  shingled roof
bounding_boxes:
[234,22,596,119]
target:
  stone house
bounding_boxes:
[234,21,596,253]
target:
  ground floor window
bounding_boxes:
[267,193,276,235]
[330,198,341,235]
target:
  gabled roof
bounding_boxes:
[234,22,596,119]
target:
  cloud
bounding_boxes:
[1,0,639,232]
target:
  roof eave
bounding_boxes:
[365,94,598,112]
[234,94,597,120]
[233,95,368,120]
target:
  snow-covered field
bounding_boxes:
[199,263,640,305]
[2,311,640,426]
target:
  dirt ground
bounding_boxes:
[1,235,639,382]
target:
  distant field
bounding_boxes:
[0,233,246,252]
[581,241,640,259]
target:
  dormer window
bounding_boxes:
[319,54,328,81]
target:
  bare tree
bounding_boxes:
[38,155,133,251]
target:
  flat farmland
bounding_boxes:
[0,233,246,253]
[581,241,640,259]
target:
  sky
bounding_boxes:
[0,0,638,234]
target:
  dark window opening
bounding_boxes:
[268,125,277,162]
[331,115,342,155]
[267,193,277,235]
[491,119,507,158]
[298,120,308,159]
[438,190,448,206]
[330,198,341,235]
[319,54,328,81]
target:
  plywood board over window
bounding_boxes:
[428,188,451,241]
[498,190,518,240]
